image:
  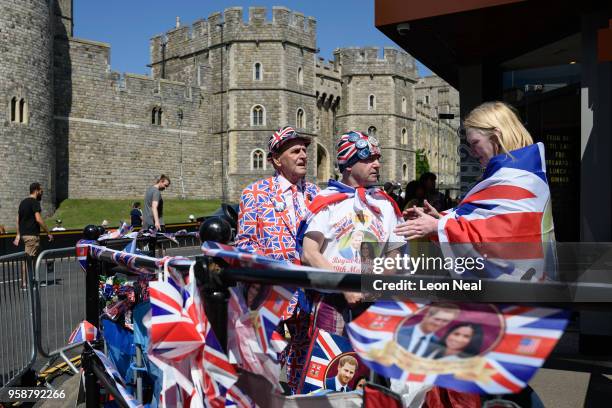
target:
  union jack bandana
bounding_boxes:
[337,130,381,171]
[267,126,311,160]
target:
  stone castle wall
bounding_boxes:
[0,0,55,226]
[53,37,222,201]
[0,3,461,225]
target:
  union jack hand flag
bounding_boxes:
[76,239,96,272]
[90,346,143,408]
[68,320,99,344]
[149,260,237,407]
[347,301,569,394]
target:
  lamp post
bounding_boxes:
[437,112,455,186]
[177,109,186,199]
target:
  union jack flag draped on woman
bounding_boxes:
[437,143,556,280]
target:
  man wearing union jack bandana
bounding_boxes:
[300,130,405,336]
[235,125,320,393]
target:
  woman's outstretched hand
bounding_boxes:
[395,206,439,240]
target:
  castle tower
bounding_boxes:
[334,47,418,184]
[150,7,318,200]
[0,0,56,226]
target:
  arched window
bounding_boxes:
[297,67,303,86]
[19,98,27,123]
[296,108,305,129]
[251,149,265,170]
[10,97,17,122]
[368,94,376,110]
[402,163,408,180]
[251,105,265,126]
[367,126,377,137]
[401,128,407,145]
[401,97,407,114]
[253,62,262,81]
[151,107,162,125]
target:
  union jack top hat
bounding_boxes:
[267,126,311,160]
[336,130,381,172]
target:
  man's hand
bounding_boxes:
[344,292,363,305]
[155,222,161,231]
[47,233,53,242]
[13,234,20,247]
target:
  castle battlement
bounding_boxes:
[150,7,316,65]
[316,56,339,73]
[331,47,417,81]
[106,71,197,102]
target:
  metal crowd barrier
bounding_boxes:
[0,231,202,395]
[31,235,202,372]
[0,252,36,393]
[34,247,86,374]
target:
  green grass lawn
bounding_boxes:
[44,199,222,230]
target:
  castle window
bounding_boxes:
[401,97,407,114]
[251,149,266,170]
[296,108,305,129]
[297,67,303,86]
[402,163,408,180]
[401,128,407,145]
[253,62,262,81]
[10,97,17,122]
[368,126,377,137]
[425,95,430,105]
[251,105,265,126]
[368,94,376,110]
[152,107,162,125]
[19,98,27,124]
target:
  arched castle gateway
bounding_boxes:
[0,3,460,225]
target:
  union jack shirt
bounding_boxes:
[236,175,319,263]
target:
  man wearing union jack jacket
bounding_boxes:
[300,130,405,336]
[235,125,320,394]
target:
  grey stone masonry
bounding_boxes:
[0,3,461,226]
[0,0,55,227]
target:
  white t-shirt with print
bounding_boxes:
[305,190,404,273]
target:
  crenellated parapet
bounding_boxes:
[150,6,316,66]
[333,47,417,81]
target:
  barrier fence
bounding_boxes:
[81,243,612,407]
[0,252,36,390]
[0,234,202,397]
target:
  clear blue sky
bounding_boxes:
[74,0,432,77]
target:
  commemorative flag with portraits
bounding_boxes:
[347,300,569,394]
[298,328,369,394]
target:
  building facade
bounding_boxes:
[0,3,460,225]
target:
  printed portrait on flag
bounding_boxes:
[322,352,369,392]
[298,328,370,394]
[395,303,504,361]
[348,301,568,394]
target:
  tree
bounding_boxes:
[415,149,430,180]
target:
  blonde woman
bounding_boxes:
[395,101,555,280]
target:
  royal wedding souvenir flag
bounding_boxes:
[298,328,370,394]
[347,301,569,394]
